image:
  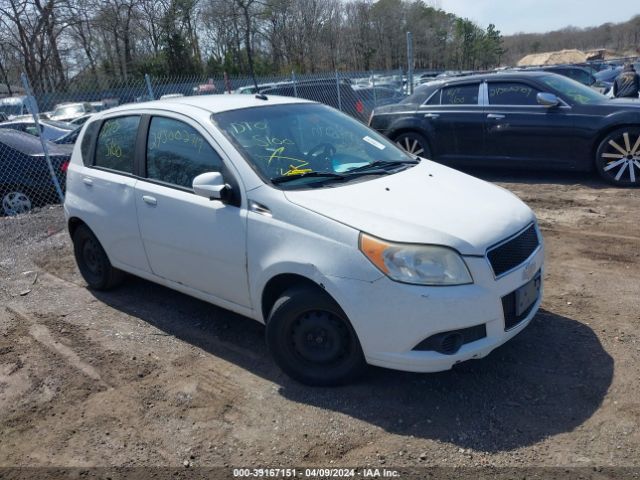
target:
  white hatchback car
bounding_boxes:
[65,95,544,385]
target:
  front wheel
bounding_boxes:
[266,287,367,386]
[394,132,431,158]
[595,127,640,187]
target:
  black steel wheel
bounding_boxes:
[394,132,431,158]
[72,224,125,290]
[266,286,366,386]
[595,127,640,187]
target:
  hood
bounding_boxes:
[284,161,535,256]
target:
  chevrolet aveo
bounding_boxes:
[64,95,544,385]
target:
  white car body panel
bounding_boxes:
[135,180,251,307]
[64,94,544,374]
[65,167,150,272]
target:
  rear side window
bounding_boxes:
[441,84,479,105]
[94,116,140,173]
[80,121,100,165]
[146,117,223,189]
[488,82,540,105]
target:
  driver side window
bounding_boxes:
[146,117,223,189]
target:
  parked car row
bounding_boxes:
[1,66,638,219]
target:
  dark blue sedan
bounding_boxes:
[0,129,72,215]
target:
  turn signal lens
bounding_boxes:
[359,234,391,274]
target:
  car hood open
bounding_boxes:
[284,160,535,256]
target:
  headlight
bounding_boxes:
[359,233,473,286]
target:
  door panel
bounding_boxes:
[135,182,250,307]
[135,115,250,307]
[483,81,582,168]
[421,83,485,164]
[79,169,150,272]
[79,115,150,272]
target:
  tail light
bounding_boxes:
[355,99,364,113]
[60,160,70,173]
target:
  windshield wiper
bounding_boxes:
[271,171,346,184]
[344,159,419,175]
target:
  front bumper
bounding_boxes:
[327,243,544,373]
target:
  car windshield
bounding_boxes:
[214,103,415,188]
[539,74,606,105]
[53,105,83,117]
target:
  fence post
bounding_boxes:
[144,73,155,100]
[406,31,414,95]
[20,73,64,204]
[371,71,377,108]
[335,70,342,111]
[291,70,298,97]
[224,71,232,94]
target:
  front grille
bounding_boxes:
[487,224,539,277]
[413,324,487,354]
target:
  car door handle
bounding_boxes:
[142,195,157,206]
[424,113,440,119]
[487,114,505,120]
[82,177,93,186]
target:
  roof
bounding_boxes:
[426,70,549,86]
[0,129,72,156]
[108,94,314,116]
[0,96,27,105]
[517,49,587,67]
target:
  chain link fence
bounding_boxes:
[0,68,409,218]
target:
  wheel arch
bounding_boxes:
[261,273,334,324]
[68,216,88,238]
[592,123,640,165]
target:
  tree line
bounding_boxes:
[0,0,506,93]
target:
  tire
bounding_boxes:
[394,132,432,158]
[265,286,367,386]
[72,225,125,290]
[2,190,32,216]
[595,127,640,187]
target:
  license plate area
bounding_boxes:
[502,271,542,331]
[515,273,541,316]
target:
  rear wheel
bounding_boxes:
[394,132,431,158]
[72,225,125,290]
[2,190,32,216]
[595,127,640,187]
[266,286,366,386]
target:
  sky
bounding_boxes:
[435,0,640,35]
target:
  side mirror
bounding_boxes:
[193,172,230,202]
[537,92,560,108]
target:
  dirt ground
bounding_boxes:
[0,169,639,476]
